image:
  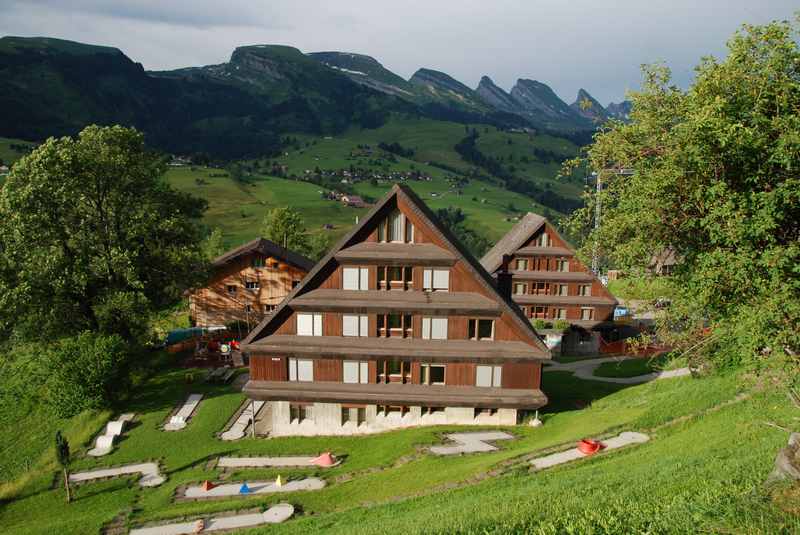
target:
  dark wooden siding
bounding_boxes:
[446,363,475,386]
[314,359,342,382]
[323,312,341,336]
[502,362,540,389]
[251,355,288,381]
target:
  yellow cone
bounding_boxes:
[275,474,284,487]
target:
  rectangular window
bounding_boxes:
[226,285,237,295]
[421,363,446,385]
[581,308,594,320]
[537,233,550,247]
[342,406,367,425]
[245,280,260,290]
[297,313,323,336]
[533,282,548,295]
[515,258,527,271]
[422,268,449,292]
[290,403,313,423]
[514,283,527,295]
[343,267,370,290]
[421,317,448,340]
[343,361,369,384]
[251,257,265,268]
[468,319,495,340]
[533,306,547,318]
[579,285,591,297]
[343,314,369,337]
[378,209,412,243]
[555,308,567,320]
[377,314,412,337]
[378,266,412,290]
[263,304,276,314]
[557,259,569,272]
[557,284,569,296]
[288,358,314,382]
[476,365,503,387]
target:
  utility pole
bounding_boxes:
[591,171,601,275]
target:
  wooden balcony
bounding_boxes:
[291,289,501,316]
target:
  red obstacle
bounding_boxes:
[577,439,606,456]
[201,480,216,491]
[311,452,337,467]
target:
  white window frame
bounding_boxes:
[514,282,527,295]
[557,284,569,296]
[476,365,503,387]
[423,268,449,292]
[297,313,323,336]
[288,358,314,382]
[469,319,495,341]
[515,258,527,271]
[557,259,569,272]
[421,317,448,340]
[538,233,550,247]
[555,308,567,320]
[245,280,260,290]
[342,314,369,337]
[343,266,370,290]
[421,363,446,385]
[579,285,591,297]
[343,360,369,384]
[581,307,594,321]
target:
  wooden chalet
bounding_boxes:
[189,238,314,328]
[242,184,550,436]
[481,213,618,355]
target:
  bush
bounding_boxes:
[553,319,571,331]
[532,319,548,330]
[42,332,132,417]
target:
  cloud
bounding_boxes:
[1,0,797,104]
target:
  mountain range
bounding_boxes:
[0,36,631,158]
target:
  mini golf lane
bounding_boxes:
[217,455,340,469]
[530,431,650,470]
[183,477,326,499]
[130,504,294,535]
[430,432,515,455]
[69,462,165,487]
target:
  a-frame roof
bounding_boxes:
[242,184,550,356]
[480,212,546,274]
[212,237,314,272]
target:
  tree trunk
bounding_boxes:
[63,468,71,503]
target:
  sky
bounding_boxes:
[1,1,797,105]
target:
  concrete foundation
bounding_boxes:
[268,401,518,437]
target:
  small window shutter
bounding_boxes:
[343,361,359,383]
[423,269,432,290]
[343,315,359,336]
[431,318,448,340]
[288,359,297,381]
[360,268,369,290]
[359,361,369,383]
[343,268,359,290]
[433,270,449,290]
[476,365,492,387]
[298,360,314,381]
[359,315,369,337]
[493,366,502,387]
[297,314,313,336]
[422,318,431,339]
[313,314,323,336]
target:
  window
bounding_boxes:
[342,406,366,425]
[378,209,413,243]
[421,364,446,385]
[263,304,276,313]
[297,313,323,336]
[421,317,448,340]
[555,308,567,320]
[343,314,369,337]
[343,267,370,290]
[581,308,594,321]
[469,319,494,340]
[533,306,547,319]
[226,285,237,295]
[292,280,300,288]
[290,403,313,423]
[378,360,410,383]
[245,280,260,290]
[579,285,591,297]
[515,258,527,271]
[288,358,314,382]
[377,314,412,337]
[422,268,449,292]
[422,406,445,415]
[251,257,265,268]
[476,365,502,387]
[378,266,412,290]
[474,408,498,417]
[378,405,407,417]
[537,233,550,247]
[533,282,549,295]
[556,284,569,296]
[343,361,369,384]
[514,283,527,295]
[556,259,569,272]
[245,304,252,312]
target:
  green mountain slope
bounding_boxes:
[308,51,417,99]
[510,79,590,130]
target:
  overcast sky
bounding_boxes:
[2,1,797,105]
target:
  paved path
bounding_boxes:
[130,504,294,535]
[220,400,265,441]
[69,462,165,487]
[218,456,339,468]
[544,356,691,384]
[530,431,650,470]
[164,394,203,431]
[183,477,325,498]
[431,432,514,455]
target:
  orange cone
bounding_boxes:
[201,480,216,492]
[312,452,336,467]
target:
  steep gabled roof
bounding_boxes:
[242,184,550,356]
[212,237,314,272]
[480,213,546,273]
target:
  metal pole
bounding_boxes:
[250,399,256,438]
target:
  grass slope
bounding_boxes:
[1,360,795,534]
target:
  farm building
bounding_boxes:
[189,238,314,328]
[242,184,551,436]
[481,213,618,356]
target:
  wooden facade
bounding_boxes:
[242,185,551,416]
[481,213,618,328]
[189,237,313,328]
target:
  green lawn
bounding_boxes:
[0,137,36,167]
[593,353,686,378]
[2,358,795,534]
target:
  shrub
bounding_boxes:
[42,332,132,417]
[554,319,571,331]
[532,319,548,330]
